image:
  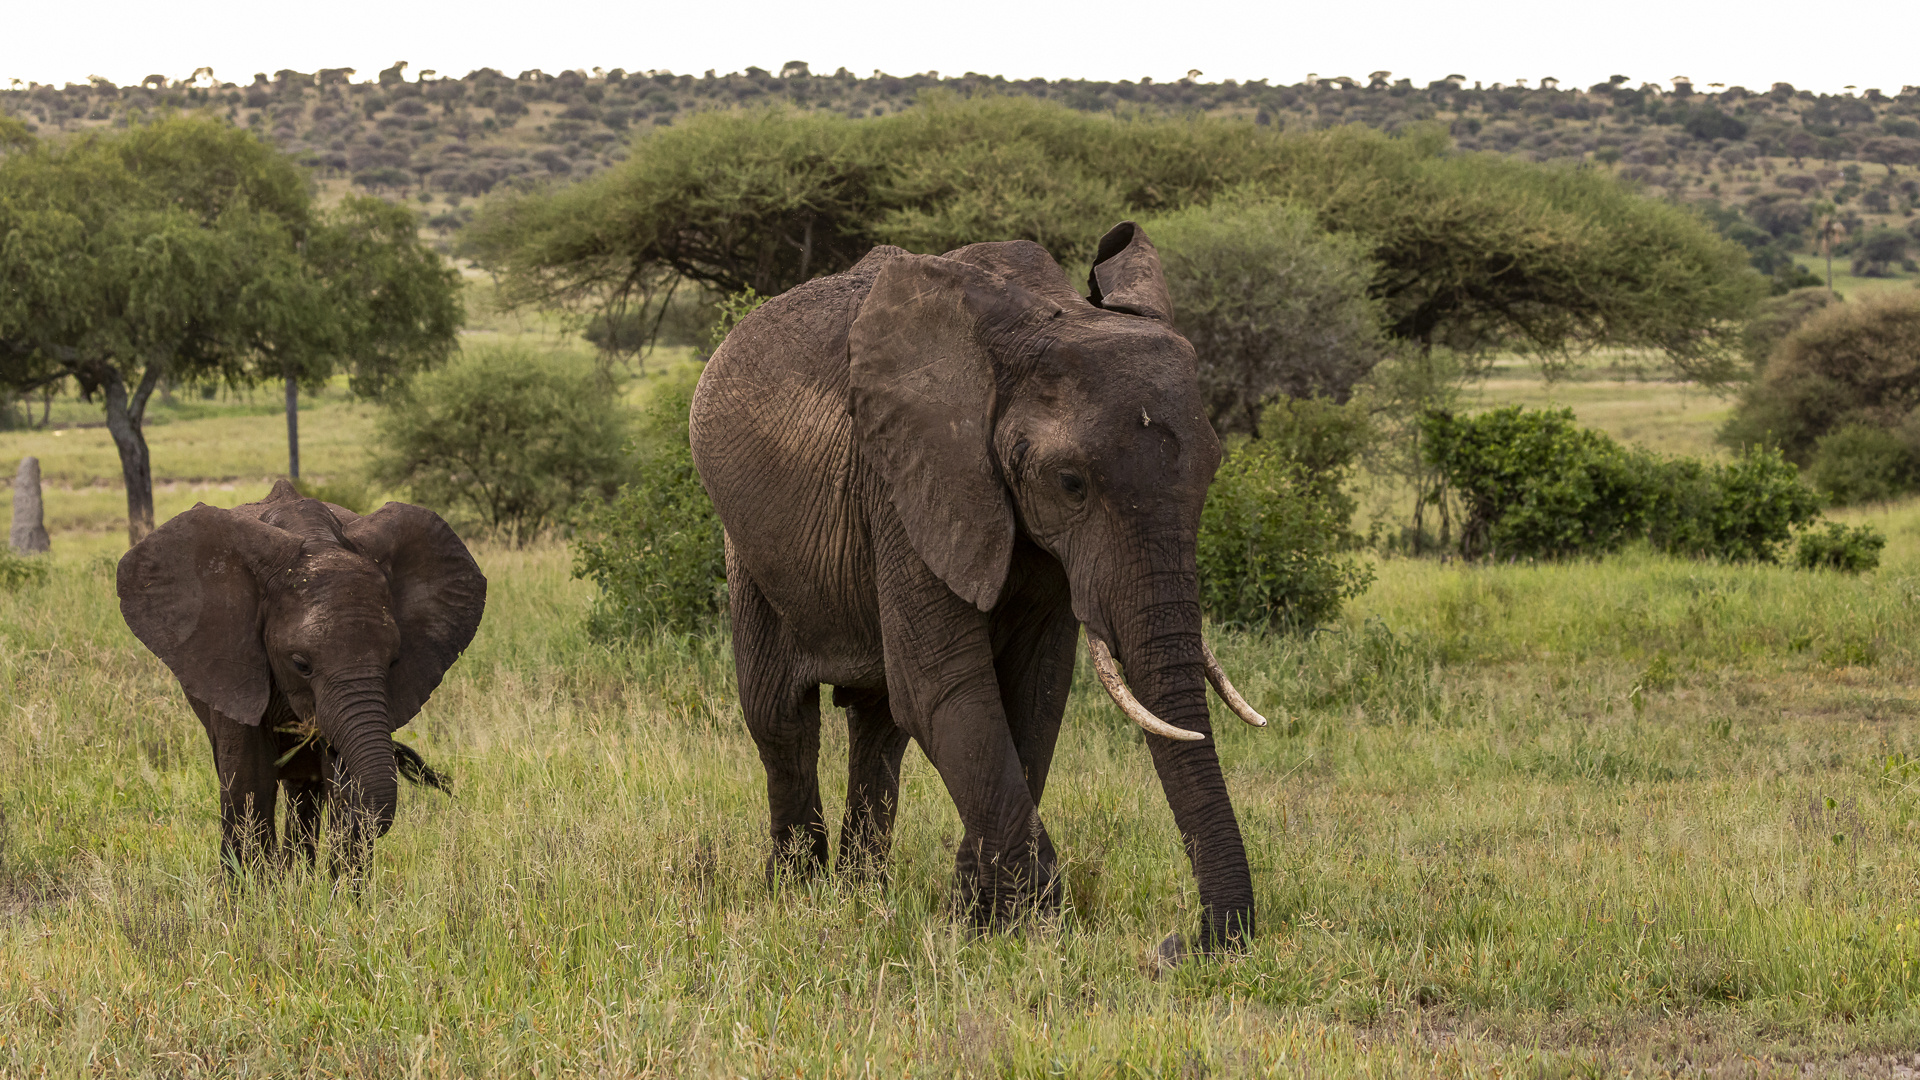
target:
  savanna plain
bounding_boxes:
[4,336,1920,1077]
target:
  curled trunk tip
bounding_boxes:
[1201,643,1269,728]
[1087,637,1205,742]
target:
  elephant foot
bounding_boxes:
[1149,932,1189,978]
[950,853,1062,932]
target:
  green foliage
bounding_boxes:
[573,377,726,637]
[1196,399,1375,632]
[0,115,460,539]
[1737,286,1835,372]
[0,548,49,591]
[1721,291,1920,463]
[704,288,769,356]
[469,98,1760,383]
[1426,407,1821,562]
[369,345,630,542]
[1643,446,1824,563]
[1850,227,1910,277]
[1793,521,1886,573]
[1423,407,1649,559]
[1143,197,1392,435]
[1807,423,1917,505]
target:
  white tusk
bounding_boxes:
[1087,638,1206,742]
[1201,643,1269,728]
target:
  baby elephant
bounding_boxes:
[118,480,486,875]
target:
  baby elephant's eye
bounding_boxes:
[290,655,313,677]
[1057,471,1087,498]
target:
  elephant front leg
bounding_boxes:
[191,697,281,874]
[873,528,1059,928]
[283,778,326,868]
[835,687,909,881]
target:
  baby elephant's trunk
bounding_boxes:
[317,672,400,857]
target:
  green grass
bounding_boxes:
[1792,257,1920,300]
[6,350,1920,1074]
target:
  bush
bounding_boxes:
[1427,406,1822,563]
[1721,291,1920,462]
[1793,522,1885,573]
[1807,423,1918,505]
[1737,286,1834,372]
[1422,407,1648,559]
[1645,445,1821,562]
[573,377,727,638]
[369,345,631,542]
[1196,398,1374,632]
[1143,197,1392,435]
[0,549,49,591]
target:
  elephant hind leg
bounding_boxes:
[730,568,830,882]
[834,687,909,881]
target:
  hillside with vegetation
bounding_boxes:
[5,64,1918,290]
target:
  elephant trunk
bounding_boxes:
[1103,558,1255,951]
[315,670,398,841]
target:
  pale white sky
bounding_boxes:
[5,0,1915,96]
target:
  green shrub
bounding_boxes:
[1422,407,1648,560]
[0,549,49,591]
[1427,406,1821,563]
[1143,197,1392,435]
[369,344,631,542]
[1196,399,1374,632]
[573,378,727,638]
[1650,445,1821,562]
[1793,521,1885,573]
[1721,291,1920,462]
[1806,423,1918,506]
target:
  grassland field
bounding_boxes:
[4,330,1920,1076]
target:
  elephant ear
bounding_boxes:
[848,254,1019,612]
[345,504,487,726]
[118,504,303,726]
[1087,220,1174,322]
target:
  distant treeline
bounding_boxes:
[6,63,1916,292]
[5,64,1917,201]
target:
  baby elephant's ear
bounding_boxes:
[1087,220,1174,322]
[347,504,487,725]
[118,505,303,725]
[848,254,1019,612]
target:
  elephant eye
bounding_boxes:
[290,655,313,677]
[1057,471,1087,499]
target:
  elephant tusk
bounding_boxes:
[1087,638,1206,742]
[1201,643,1269,728]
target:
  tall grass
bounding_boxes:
[5,502,1920,1073]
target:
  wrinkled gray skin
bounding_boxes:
[690,223,1255,951]
[118,480,486,877]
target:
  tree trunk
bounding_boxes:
[285,369,300,480]
[102,362,163,545]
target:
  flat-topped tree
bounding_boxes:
[0,116,461,543]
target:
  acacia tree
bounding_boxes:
[0,117,313,541]
[468,98,1759,384]
[256,196,463,478]
[0,116,461,542]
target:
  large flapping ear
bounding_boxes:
[118,504,304,726]
[848,254,1019,612]
[1087,221,1174,322]
[345,503,487,726]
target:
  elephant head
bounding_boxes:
[118,482,485,850]
[847,223,1266,948]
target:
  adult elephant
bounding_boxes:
[118,480,486,876]
[689,223,1269,955]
